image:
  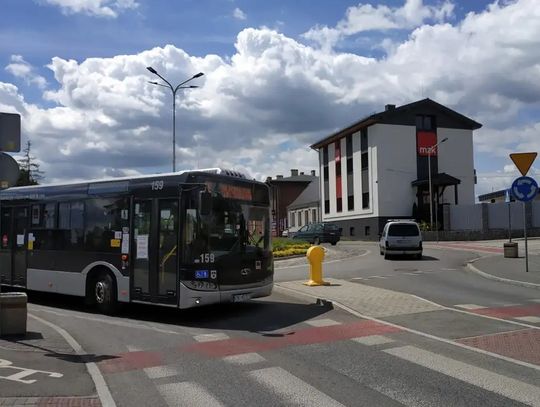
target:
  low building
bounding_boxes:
[310,98,482,239]
[266,169,317,236]
[479,189,540,203]
[286,178,320,234]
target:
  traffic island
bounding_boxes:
[467,255,540,290]
[0,292,27,336]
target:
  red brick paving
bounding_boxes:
[98,350,163,374]
[184,319,401,358]
[472,304,540,319]
[98,320,401,373]
[457,329,540,365]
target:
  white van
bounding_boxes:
[379,220,422,260]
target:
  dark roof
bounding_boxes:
[267,174,316,184]
[478,189,507,201]
[411,173,461,187]
[287,179,320,210]
[311,98,483,149]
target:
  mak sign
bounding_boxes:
[417,131,438,156]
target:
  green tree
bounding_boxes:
[16,140,44,186]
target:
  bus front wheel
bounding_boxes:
[94,272,117,314]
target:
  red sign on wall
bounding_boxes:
[417,131,438,156]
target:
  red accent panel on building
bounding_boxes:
[335,141,342,198]
[417,131,437,156]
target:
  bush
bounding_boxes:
[273,248,309,258]
[272,237,310,252]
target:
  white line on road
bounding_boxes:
[193,333,230,342]
[158,382,224,407]
[351,335,395,346]
[305,318,341,327]
[529,299,540,303]
[248,367,345,407]
[126,346,179,379]
[384,345,540,406]
[28,313,116,407]
[223,353,266,365]
[454,304,488,310]
[514,316,540,323]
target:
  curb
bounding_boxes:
[274,254,306,261]
[466,260,540,290]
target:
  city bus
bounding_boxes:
[0,168,273,313]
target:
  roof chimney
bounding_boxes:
[266,176,272,182]
[385,104,396,111]
[291,169,299,177]
[276,175,283,179]
[311,170,316,176]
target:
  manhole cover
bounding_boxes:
[394,268,419,272]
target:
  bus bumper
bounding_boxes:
[178,282,273,309]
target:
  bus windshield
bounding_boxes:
[206,196,270,255]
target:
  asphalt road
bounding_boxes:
[2,243,539,406]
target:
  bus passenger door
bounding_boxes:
[132,198,179,305]
[0,207,13,285]
[12,207,28,287]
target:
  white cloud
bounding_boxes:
[40,0,138,18]
[233,7,247,21]
[5,55,47,89]
[0,0,539,193]
[303,0,455,49]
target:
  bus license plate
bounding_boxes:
[233,293,251,302]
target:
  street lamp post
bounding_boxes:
[428,137,448,236]
[146,67,204,172]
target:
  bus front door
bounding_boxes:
[0,207,13,285]
[12,207,28,287]
[132,198,179,305]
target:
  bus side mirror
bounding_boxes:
[200,191,212,216]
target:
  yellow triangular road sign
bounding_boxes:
[510,152,537,176]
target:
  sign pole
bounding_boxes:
[523,202,529,273]
[508,202,512,242]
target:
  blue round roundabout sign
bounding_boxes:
[511,176,539,202]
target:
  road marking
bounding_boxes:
[0,359,62,384]
[305,318,341,327]
[351,277,364,280]
[275,285,540,372]
[384,345,540,406]
[454,304,487,310]
[193,333,230,342]
[530,299,540,303]
[441,268,457,271]
[514,316,540,323]
[368,275,387,279]
[29,313,116,407]
[351,335,394,346]
[223,352,266,365]
[158,382,224,407]
[248,367,345,407]
[126,346,178,379]
[403,272,421,276]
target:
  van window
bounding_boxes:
[388,224,419,237]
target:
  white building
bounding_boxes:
[310,98,482,239]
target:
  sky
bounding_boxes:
[0,0,539,197]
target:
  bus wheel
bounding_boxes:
[94,272,117,314]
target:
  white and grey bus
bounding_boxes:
[0,169,273,313]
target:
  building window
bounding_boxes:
[337,197,342,212]
[298,212,302,227]
[350,227,355,237]
[348,196,354,210]
[324,200,330,214]
[361,129,368,151]
[416,115,435,131]
[362,192,370,209]
[365,226,370,236]
[305,210,309,225]
[312,209,317,222]
[290,212,295,227]
[323,146,329,214]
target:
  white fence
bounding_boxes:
[449,204,482,231]
[448,201,538,231]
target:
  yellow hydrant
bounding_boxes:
[304,245,330,286]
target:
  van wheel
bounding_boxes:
[416,253,423,260]
[331,241,337,246]
[384,252,390,260]
[94,272,117,314]
[380,249,383,255]
[314,237,320,245]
